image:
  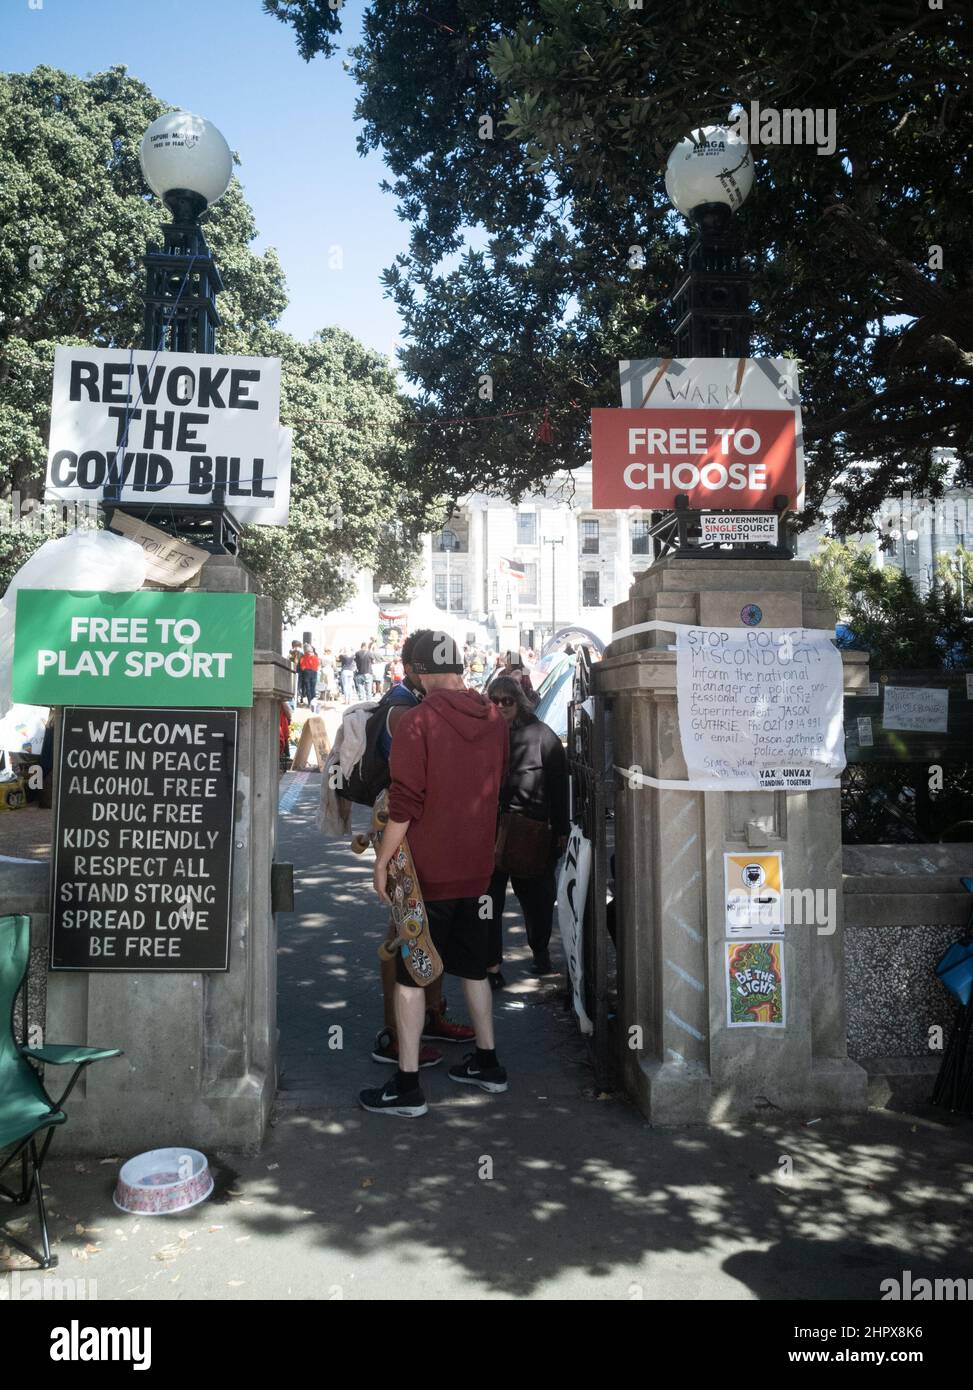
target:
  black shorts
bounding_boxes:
[395,896,489,988]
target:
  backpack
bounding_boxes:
[335,690,398,807]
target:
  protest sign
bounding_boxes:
[676,625,845,790]
[44,346,286,519]
[50,707,237,971]
[12,590,255,707]
[724,852,785,937]
[882,685,949,734]
[591,408,798,510]
[726,940,786,1027]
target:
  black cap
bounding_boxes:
[410,630,463,675]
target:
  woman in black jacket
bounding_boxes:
[487,676,570,985]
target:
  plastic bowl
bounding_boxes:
[113,1147,213,1216]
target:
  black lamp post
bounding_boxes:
[102,112,239,551]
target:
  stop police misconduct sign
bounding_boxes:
[590,408,798,510]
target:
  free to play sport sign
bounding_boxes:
[590,407,798,510]
[44,345,288,519]
[12,591,255,707]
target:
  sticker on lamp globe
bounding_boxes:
[741,604,762,626]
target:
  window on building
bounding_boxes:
[521,562,538,604]
[632,520,650,555]
[450,575,464,610]
[490,577,499,606]
[436,528,459,552]
[582,572,600,607]
[517,512,537,545]
[582,519,600,554]
[434,575,447,609]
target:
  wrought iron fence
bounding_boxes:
[842,669,972,844]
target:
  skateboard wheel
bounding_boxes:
[402,915,423,940]
[377,940,397,961]
[376,809,389,827]
[351,834,369,853]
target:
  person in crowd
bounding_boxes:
[319,648,337,700]
[338,648,357,704]
[298,643,320,706]
[498,650,537,703]
[371,650,387,696]
[389,654,405,686]
[486,676,569,984]
[354,641,375,700]
[359,631,509,1117]
[369,630,476,1070]
[289,640,303,700]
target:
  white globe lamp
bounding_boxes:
[140,111,233,223]
[665,125,754,232]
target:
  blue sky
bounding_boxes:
[4,0,410,360]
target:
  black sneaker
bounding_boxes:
[530,953,554,975]
[358,1075,427,1117]
[371,1027,442,1068]
[448,1053,508,1094]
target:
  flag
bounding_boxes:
[498,557,526,581]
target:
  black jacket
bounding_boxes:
[500,716,569,838]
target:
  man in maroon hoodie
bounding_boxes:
[359,631,509,1117]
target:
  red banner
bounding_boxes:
[591,408,798,509]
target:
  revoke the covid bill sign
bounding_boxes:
[44,346,285,517]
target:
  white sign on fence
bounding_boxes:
[882,685,949,733]
[676,625,846,790]
[556,824,593,1036]
[45,346,287,521]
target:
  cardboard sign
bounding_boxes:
[45,346,286,518]
[724,852,784,936]
[676,625,846,790]
[50,707,237,970]
[591,408,798,510]
[109,511,209,587]
[882,685,949,733]
[292,716,331,770]
[13,590,255,707]
[701,513,778,545]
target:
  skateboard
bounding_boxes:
[352,790,443,987]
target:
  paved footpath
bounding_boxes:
[3,774,973,1300]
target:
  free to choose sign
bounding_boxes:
[590,407,798,509]
[12,590,255,707]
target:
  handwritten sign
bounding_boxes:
[676,626,845,790]
[555,825,593,1036]
[50,708,237,971]
[882,685,949,734]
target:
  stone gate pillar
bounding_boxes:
[596,556,869,1122]
[43,556,292,1154]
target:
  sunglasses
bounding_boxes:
[491,696,516,707]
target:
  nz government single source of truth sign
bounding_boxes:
[12,591,255,707]
[676,625,846,790]
[702,513,778,545]
[44,345,290,522]
[50,708,237,970]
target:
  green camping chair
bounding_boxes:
[1,914,121,1269]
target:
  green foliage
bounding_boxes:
[810,538,973,669]
[0,65,432,619]
[272,1,973,526]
